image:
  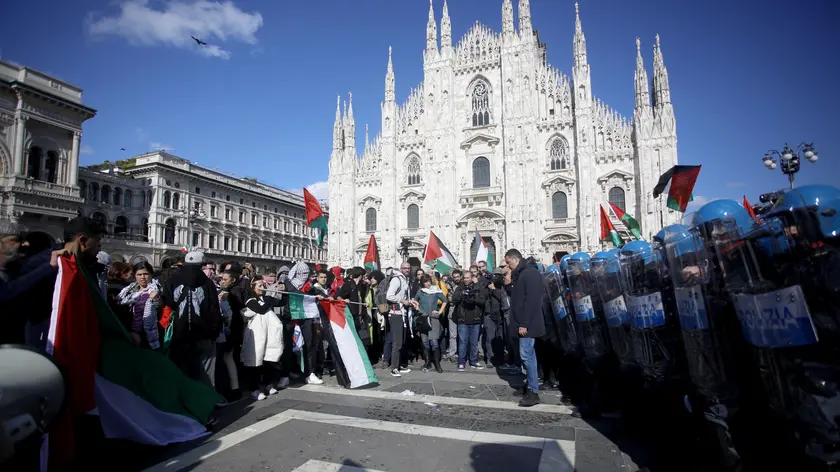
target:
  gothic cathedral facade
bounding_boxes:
[328,1,679,269]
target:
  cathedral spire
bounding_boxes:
[519,0,532,40]
[348,91,354,119]
[502,0,515,40]
[440,0,452,49]
[344,93,356,154]
[652,34,671,108]
[426,0,438,53]
[332,94,342,151]
[364,123,369,151]
[634,37,650,110]
[385,46,395,103]
[573,1,587,67]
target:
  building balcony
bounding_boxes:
[458,185,504,206]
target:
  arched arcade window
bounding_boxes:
[45,151,58,183]
[608,187,626,211]
[164,219,176,244]
[471,81,491,127]
[163,191,172,209]
[114,216,129,235]
[124,190,133,208]
[365,208,377,232]
[91,211,108,230]
[172,193,180,210]
[552,191,568,220]
[472,157,490,189]
[407,204,419,230]
[100,185,111,204]
[26,147,43,180]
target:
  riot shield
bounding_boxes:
[620,241,684,383]
[715,185,840,465]
[544,269,581,356]
[565,254,610,363]
[591,251,635,369]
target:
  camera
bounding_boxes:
[462,285,474,299]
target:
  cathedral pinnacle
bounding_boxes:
[385,46,395,103]
[441,0,452,49]
[426,0,438,52]
[332,94,342,151]
[652,34,671,107]
[634,37,650,110]
[519,0,532,39]
[573,2,587,67]
[365,123,369,150]
[348,91,354,119]
[502,0,515,39]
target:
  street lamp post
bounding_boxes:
[762,142,819,189]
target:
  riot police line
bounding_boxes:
[540,184,840,472]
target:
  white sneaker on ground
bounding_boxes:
[268,387,279,395]
[399,367,411,373]
[251,390,266,401]
[390,368,402,377]
[276,377,290,389]
[307,373,324,385]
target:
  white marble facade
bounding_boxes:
[329,0,680,269]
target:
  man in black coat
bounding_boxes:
[504,248,546,407]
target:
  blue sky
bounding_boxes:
[1,0,838,210]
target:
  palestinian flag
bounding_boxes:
[320,299,379,389]
[652,165,702,212]
[600,205,623,248]
[743,195,758,220]
[363,234,380,271]
[45,254,219,470]
[607,201,643,241]
[473,231,494,269]
[287,292,321,320]
[424,231,457,275]
[303,188,328,247]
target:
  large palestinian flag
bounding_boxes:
[424,231,457,275]
[45,254,220,470]
[320,299,378,389]
[363,234,380,271]
[303,188,328,247]
[652,165,702,212]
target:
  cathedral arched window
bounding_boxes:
[472,157,490,189]
[608,187,626,211]
[406,156,421,185]
[407,204,419,230]
[471,81,491,127]
[365,208,377,232]
[552,191,568,220]
[549,138,569,170]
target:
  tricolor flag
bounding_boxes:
[46,254,219,470]
[473,231,494,269]
[607,201,643,241]
[600,205,624,248]
[320,300,379,389]
[287,292,322,320]
[424,231,457,275]
[363,234,380,271]
[652,165,702,212]
[743,195,758,220]
[303,188,328,247]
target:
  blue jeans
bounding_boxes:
[519,337,538,393]
[420,332,439,350]
[457,323,481,366]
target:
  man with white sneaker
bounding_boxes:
[386,263,419,378]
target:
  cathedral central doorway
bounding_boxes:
[469,235,496,268]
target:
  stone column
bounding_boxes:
[68,131,81,186]
[13,116,26,176]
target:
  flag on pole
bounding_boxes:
[652,165,702,212]
[607,201,643,241]
[473,231,495,269]
[287,292,322,320]
[363,234,380,271]
[600,205,624,248]
[45,254,219,470]
[424,231,457,275]
[320,299,379,389]
[303,188,328,247]
[743,195,758,220]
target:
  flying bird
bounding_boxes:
[191,36,208,46]
[120,148,125,151]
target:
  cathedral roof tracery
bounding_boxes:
[455,22,501,71]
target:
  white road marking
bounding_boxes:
[296,383,575,415]
[292,459,386,472]
[142,409,574,472]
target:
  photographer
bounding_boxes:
[484,270,509,368]
[451,271,488,371]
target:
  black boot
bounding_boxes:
[422,348,432,372]
[518,390,541,408]
[433,348,443,373]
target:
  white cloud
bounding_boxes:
[305,181,329,201]
[685,195,711,213]
[80,144,94,155]
[86,0,264,59]
[726,181,746,189]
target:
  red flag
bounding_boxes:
[743,195,757,220]
[302,188,324,224]
[665,166,702,212]
[363,235,380,271]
